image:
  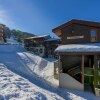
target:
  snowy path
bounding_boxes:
[0,45,99,100]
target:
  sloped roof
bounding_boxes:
[25,35,50,39]
[52,19,100,36]
[45,38,60,42]
[55,43,100,53]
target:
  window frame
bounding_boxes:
[90,29,97,42]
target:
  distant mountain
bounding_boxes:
[2,25,36,43]
[11,29,35,42]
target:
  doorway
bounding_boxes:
[84,55,94,92]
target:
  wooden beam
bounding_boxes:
[58,55,61,73]
[54,30,62,36]
[59,52,100,55]
[82,54,84,84]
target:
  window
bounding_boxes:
[90,30,97,42]
[0,29,3,32]
[40,48,43,53]
[91,30,96,37]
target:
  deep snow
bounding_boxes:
[0,63,63,100]
[0,38,99,99]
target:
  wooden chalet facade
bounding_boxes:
[45,38,61,58]
[24,35,51,57]
[24,35,61,58]
[0,24,6,44]
[52,19,100,94]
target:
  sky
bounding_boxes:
[0,0,100,37]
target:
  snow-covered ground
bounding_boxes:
[45,58,57,62]
[7,37,19,45]
[0,37,99,100]
[0,58,99,100]
[0,64,63,100]
[0,45,57,86]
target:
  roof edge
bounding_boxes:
[52,19,100,36]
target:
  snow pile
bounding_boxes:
[7,36,19,44]
[0,45,99,100]
[45,58,58,62]
[17,52,55,84]
[55,43,100,53]
[0,45,57,86]
[0,63,63,100]
[0,64,99,100]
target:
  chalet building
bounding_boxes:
[0,24,6,44]
[24,35,61,58]
[45,38,61,58]
[52,19,100,94]
[24,35,51,57]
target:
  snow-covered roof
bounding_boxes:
[55,43,100,53]
[25,35,50,39]
[45,38,60,41]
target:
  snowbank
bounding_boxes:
[0,63,63,100]
[0,44,57,86]
[17,52,55,84]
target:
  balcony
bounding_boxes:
[0,33,3,37]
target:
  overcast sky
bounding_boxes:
[0,0,100,37]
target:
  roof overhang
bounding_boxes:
[55,43,100,54]
[24,35,50,40]
[52,19,100,37]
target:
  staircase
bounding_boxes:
[68,66,81,82]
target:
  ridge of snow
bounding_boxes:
[0,64,63,100]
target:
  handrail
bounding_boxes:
[68,66,81,76]
[68,66,81,82]
[68,66,81,72]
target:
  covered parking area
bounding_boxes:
[55,43,100,91]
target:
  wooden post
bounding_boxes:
[89,58,91,67]
[94,55,97,68]
[58,54,61,73]
[58,54,61,80]
[82,54,84,84]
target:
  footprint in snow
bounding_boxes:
[0,95,4,100]
[34,92,47,100]
[15,77,24,81]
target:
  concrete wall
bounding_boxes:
[59,73,84,91]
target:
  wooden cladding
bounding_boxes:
[90,30,97,42]
[91,37,97,42]
[67,35,84,39]
[54,30,62,36]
